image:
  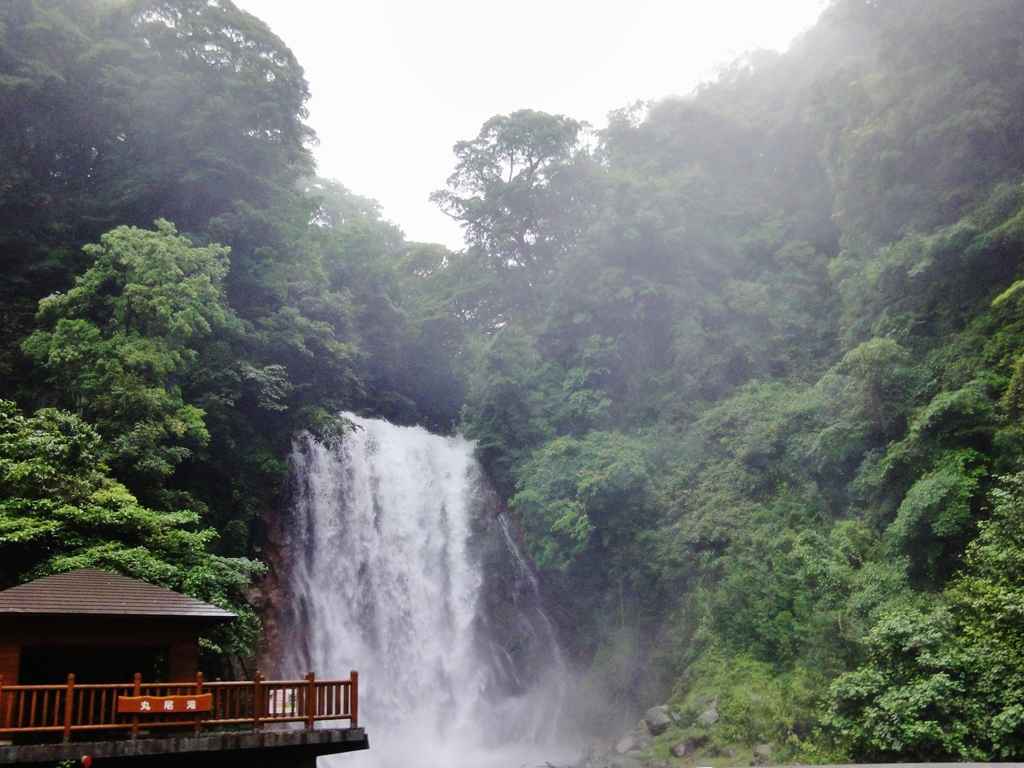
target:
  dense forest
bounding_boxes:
[5,0,1024,761]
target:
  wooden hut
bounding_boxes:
[0,568,235,685]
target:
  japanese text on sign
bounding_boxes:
[117,694,213,714]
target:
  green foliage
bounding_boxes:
[831,184,1024,346]
[461,327,548,470]
[826,0,1024,245]
[510,430,661,645]
[512,431,652,573]
[670,649,825,753]
[23,220,234,494]
[8,0,1024,747]
[427,2,1024,752]
[432,109,586,271]
[0,0,315,317]
[827,474,1024,761]
[0,399,262,657]
[825,605,971,760]
[886,450,985,586]
[704,522,870,671]
[0,0,467,576]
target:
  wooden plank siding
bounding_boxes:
[0,646,19,690]
[0,616,205,684]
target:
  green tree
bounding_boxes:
[431,109,586,273]
[511,431,658,639]
[826,0,1024,245]
[0,399,262,657]
[22,220,236,496]
[827,474,1024,761]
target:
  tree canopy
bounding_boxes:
[6,0,1024,757]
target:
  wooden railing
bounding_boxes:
[0,670,357,741]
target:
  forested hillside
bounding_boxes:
[0,0,463,663]
[4,0,1024,760]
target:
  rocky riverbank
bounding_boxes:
[561,697,776,768]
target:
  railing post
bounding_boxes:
[350,670,358,728]
[63,674,75,742]
[252,671,263,732]
[305,671,315,731]
[0,674,4,731]
[131,672,141,738]
[194,672,204,734]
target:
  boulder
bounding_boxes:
[644,706,672,736]
[754,743,772,761]
[696,706,719,726]
[670,733,708,758]
[615,735,636,755]
[632,723,652,751]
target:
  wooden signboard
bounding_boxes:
[117,693,213,714]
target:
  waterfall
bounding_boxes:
[278,414,573,768]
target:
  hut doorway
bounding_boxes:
[17,645,169,684]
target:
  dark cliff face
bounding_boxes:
[255,436,338,678]
[465,471,563,700]
[254,494,299,678]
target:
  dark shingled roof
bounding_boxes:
[0,568,236,619]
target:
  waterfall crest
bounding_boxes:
[278,414,571,768]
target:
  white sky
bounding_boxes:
[232,0,830,250]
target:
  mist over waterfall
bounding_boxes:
[279,415,572,768]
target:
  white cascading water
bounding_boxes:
[280,414,573,768]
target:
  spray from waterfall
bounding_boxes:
[278,414,573,768]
